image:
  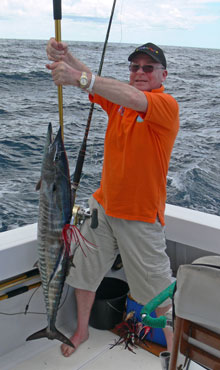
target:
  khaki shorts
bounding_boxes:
[66,197,172,306]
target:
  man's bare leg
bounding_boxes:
[61,288,96,357]
[155,304,173,352]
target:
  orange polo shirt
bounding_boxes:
[89,86,179,225]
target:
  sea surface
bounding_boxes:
[0,39,220,232]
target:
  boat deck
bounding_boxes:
[1,206,217,370]
[1,327,160,370]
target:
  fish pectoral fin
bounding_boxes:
[33,260,39,269]
[68,256,76,270]
[26,327,75,348]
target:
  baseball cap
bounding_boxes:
[128,43,167,68]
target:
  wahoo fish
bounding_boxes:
[26,123,74,348]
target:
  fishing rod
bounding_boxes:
[53,0,64,139]
[0,282,41,302]
[0,269,39,292]
[72,0,117,206]
[52,0,117,212]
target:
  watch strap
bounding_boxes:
[87,74,96,93]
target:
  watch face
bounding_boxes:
[81,78,87,86]
[80,73,88,87]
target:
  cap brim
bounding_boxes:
[128,50,161,64]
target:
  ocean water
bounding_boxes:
[0,39,219,232]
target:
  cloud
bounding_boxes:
[63,0,114,17]
[0,0,113,18]
[118,0,219,31]
[1,0,219,28]
[0,0,219,46]
[62,0,220,31]
[63,15,109,23]
[0,0,52,16]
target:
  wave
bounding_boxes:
[1,39,220,232]
[0,70,50,81]
[0,109,8,114]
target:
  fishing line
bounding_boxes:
[0,311,45,316]
[118,0,124,44]
[77,0,126,192]
[72,0,117,205]
[24,284,41,313]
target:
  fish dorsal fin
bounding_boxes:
[36,179,42,191]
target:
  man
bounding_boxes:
[46,40,179,357]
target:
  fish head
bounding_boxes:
[41,124,67,176]
[40,124,72,226]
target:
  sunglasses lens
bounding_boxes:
[129,64,139,72]
[142,65,154,73]
[129,64,155,73]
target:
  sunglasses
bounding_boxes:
[129,63,165,73]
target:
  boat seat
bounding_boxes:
[169,255,220,370]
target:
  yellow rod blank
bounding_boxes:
[0,275,40,292]
[0,282,41,301]
[55,19,64,140]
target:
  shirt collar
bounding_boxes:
[150,85,165,93]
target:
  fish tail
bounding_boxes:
[26,326,75,348]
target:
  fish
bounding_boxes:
[26,123,75,348]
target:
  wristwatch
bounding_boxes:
[79,72,88,89]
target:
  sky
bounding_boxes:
[0,0,220,49]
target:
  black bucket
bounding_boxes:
[89,277,129,330]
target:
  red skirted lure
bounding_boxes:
[62,224,97,258]
[110,311,151,354]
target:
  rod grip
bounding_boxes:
[90,208,98,229]
[53,0,62,20]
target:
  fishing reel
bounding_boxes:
[71,205,98,229]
